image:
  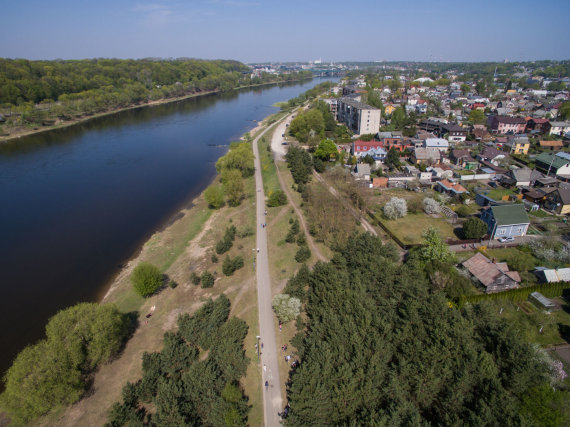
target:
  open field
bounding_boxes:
[377,213,457,245]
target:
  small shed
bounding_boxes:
[529,292,556,312]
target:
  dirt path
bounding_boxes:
[253,126,284,426]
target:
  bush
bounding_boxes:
[295,246,311,263]
[423,197,441,215]
[201,272,215,288]
[456,205,472,218]
[215,225,237,255]
[204,184,225,209]
[168,280,177,289]
[190,272,201,285]
[272,294,301,323]
[131,262,163,297]
[297,233,307,245]
[463,217,488,239]
[505,251,536,272]
[383,197,407,220]
[211,253,218,263]
[528,239,570,263]
[407,198,423,214]
[267,190,288,207]
[222,255,245,276]
[237,226,254,238]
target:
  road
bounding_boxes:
[252,125,284,426]
[270,113,290,161]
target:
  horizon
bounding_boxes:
[1,0,569,62]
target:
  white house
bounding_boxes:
[549,121,570,136]
[424,138,449,153]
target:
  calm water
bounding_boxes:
[0,78,335,378]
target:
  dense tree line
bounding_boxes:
[0,303,133,423]
[0,58,312,126]
[107,294,249,426]
[285,233,566,426]
[285,146,313,191]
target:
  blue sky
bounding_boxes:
[1,0,569,62]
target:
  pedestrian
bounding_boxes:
[257,248,260,253]
[263,364,266,372]
[265,380,269,390]
[261,342,264,349]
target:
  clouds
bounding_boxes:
[132,2,185,28]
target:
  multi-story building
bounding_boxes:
[488,115,527,134]
[337,97,381,135]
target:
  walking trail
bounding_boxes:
[253,123,283,426]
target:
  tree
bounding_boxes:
[460,83,471,95]
[423,197,441,215]
[420,227,454,263]
[384,147,401,169]
[222,169,245,207]
[383,197,407,220]
[205,184,225,209]
[295,246,311,263]
[200,271,215,288]
[132,262,163,297]
[267,190,287,207]
[314,139,338,161]
[271,294,301,323]
[468,109,486,125]
[462,217,488,239]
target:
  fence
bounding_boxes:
[461,282,570,305]
[459,173,492,182]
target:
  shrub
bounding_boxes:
[528,239,570,263]
[200,272,215,288]
[272,294,301,323]
[131,262,163,297]
[222,255,245,276]
[237,226,254,238]
[204,184,225,209]
[168,280,177,289]
[286,230,297,243]
[456,205,471,218]
[295,246,311,263]
[423,198,441,215]
[267,190,287,207]
[215,225,237,255]
[407,198,423,214]
[505,251,536,272]
[462,217,488,239]
[297,233,307,245]
[190,272,201,286]
[383,197,407,220]
[211,254,218,263]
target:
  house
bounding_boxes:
[411,147,442,165]
[505,135,530,155]
[441,123,467,143]
[500,167,541,187]
[544,187,570,214]
[549,121,570,136]
[539,140,563,150]
[480,204,530,239]
[352,140,384,158]
[535,152,570,177]
[534,267,570,283]
[337,97,381,135]
[488,115,527,134]
[528,292,556,312]
[477,146,507,166]
[384,104,397,115]
[386,173,415,187]
[462,252,521,293]
[352,163,371,181]
[424,138,449,152]
[526,118,550,134]
[436,179,468,196]
[450,149,478,169]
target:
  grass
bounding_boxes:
[377,213,457,245]
[485,188,516,201]
[258,129,281,197]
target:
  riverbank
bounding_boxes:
[0,78,311,143]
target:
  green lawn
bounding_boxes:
[377,213,458,245]
[485,188,517,201]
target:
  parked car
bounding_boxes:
[282,133,285,137]
[281,142,288,145]
[489,182,498,188]
[498,236,515,243]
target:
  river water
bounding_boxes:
[0,78,335,378]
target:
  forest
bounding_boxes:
[284,233,568,426]
[0,58,312,128]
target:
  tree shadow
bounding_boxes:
[453,227,465,240]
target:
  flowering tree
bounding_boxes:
[423,197,441,215]
[383,197,407,219]
[272,294,301,323]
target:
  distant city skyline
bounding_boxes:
[1,0,569,62]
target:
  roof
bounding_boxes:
[425,138,449,148]
[479,146,506,160]
[462,252,521,288]
[530,118,549,124]
[437,179,468,194]
[354,163,371,175]
[535,268,570,283]
[535,152,570,170]
[539,140,563,148]
[492,115,527,125]
[413,147,441,160]
[339,97,379,111]
[556,188,570,205]
[508,167,533,183]
[529,292,556,307]
[490,204,530,226]
[550,121,570,127]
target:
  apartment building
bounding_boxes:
[337,97,381,136]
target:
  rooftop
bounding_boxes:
[489,204,530,226]
[339,97,379,111]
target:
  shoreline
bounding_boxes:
[0,78,311,144]
[99,114,269,304]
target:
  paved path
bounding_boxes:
[253,125,283,426]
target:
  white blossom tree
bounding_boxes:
[272,294,301,323]
[423,197,441,215]
[383,197,407,219]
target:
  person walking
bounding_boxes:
[265,380,269,390]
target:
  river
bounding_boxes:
[0,77,336,378]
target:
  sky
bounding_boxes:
[1,0,569,63]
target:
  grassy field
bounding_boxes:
[485,187,517,200]
[377,213,458,245]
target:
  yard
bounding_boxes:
[377,212,458,245]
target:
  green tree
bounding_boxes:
[384,147,401,169]
[462,217,488,239]
[420,226,454,263]
[314,139,338,161]
[460,83,471,95]
[468,109,486,125]
[132,262,163,297]
[271,294,301,322]
[267,190,287,207]
[205,184,225,209]
[295,246,311,263]
[222,169,245,207]
[201,271,215,288]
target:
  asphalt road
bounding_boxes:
[253,124,284,426]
